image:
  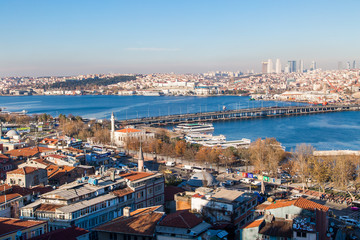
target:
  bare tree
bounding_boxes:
[292,143,314,190]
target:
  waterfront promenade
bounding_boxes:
[119,104,360,126]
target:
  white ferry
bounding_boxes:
[174,123,214,133]
[201,138,251,148]
[141,91,162,96]
[185,133,226,143]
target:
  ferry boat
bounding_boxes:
[201,138,251,148]
[174,123,214,133]
[185,133,226,143]
[141,91,162,96]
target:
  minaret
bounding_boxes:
[138,144,144,172]
[111,112,115,144]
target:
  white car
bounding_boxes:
[241,178,253,184]
[165,161,176,167]
[251,180,261,186]
[290,194,303,200]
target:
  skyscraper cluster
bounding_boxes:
[337,60,357,70]
[261,59,316,74]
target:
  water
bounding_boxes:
[1,95,359,151]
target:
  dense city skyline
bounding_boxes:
[1,0,360,77]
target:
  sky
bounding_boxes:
[0,0,359,77]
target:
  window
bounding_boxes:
[296,232,306,237]
[137,191,144,199]
[154,184,163,192]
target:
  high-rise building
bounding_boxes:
[284,64,290,73]
[267,59,273,73]
[338,61,343,70]
[262,62,268,74]
[298,60,304,73]
[288,60,296,73]
[353,60,356,69]
[346,61,351,69]
[311,61,317,71]
[275,59,281,73]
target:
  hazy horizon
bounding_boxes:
[1,0,359,77]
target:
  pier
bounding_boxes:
[119,104,360,126]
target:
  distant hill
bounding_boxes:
[49,75,136,90]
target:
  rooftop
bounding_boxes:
[7,166,40,175]
[159,210,203,229]
[27,226,88,240]
[6,146,53,157]
[116,128,141,133]
[241,219,264,229]
[0,217,46,238]
[258,220,293,238]
[257,197,329,212]
[94,206,164,236]
[210,189,246,203]
[119,171,155,182]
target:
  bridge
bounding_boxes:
[119,104,360,126]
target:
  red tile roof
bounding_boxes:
[0,184,12,193]
[116,128,141,133]
[241,219,264,229]
[6,146,53,157]
[293,197,329,211]
[0,217,46,238]
[30,226,88,240]
[0,154,9,160]
[159,210,203,229]
[112,187,134,197]
[259,197,329,212]
[46,165,75,178]
[7,166,39,175]
[0,193,22,204]
[119,171,154,181]
[94,206,164,236]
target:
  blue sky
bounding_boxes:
[0,0,359,76]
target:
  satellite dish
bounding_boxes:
[329,228,333,233]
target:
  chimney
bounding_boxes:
[123,206,131,217]
[138,144,144,172]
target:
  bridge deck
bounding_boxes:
[119,105,360,126]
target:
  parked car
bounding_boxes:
[241,178,253,184]
[251,180,261,186]
[290,194,303,200]
[225,180,235,186]
[165,161,176,167]
[277,186,288,191]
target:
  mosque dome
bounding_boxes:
[6,129,20,138]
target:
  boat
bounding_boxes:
[141,91,162,96]
[185,133,226,143]
[174,123,214,133]
[200,138,251,148]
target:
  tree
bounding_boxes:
[175,140,186,157]
[93,128,110,144]
[248,138,284,177]
[292,144,314,190]
[331,155,356,190]
[310,157,331,193]
[222,147,236,169]
[196,146,211,163]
